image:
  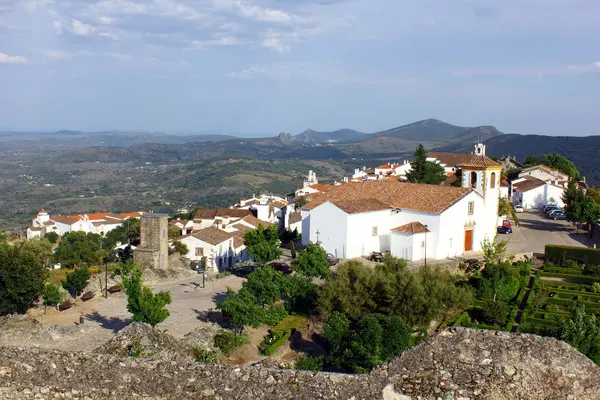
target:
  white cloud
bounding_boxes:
[567,61,600,73]
[70,18,95,36]
[99,31,119,40]
[0,52,27,64]
[262,38,290,52]
[92,0,203,21]
[20,0,53,13]
[43,50,71,60]
[236,3,291,23]
[99,16,117,24]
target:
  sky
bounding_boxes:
[0,0,599,136]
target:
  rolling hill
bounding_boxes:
[373,119,468,140]
[294,128,367,144]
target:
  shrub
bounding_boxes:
[292,242,330,279]
[123,265,172,327]
[295,355,324,371]
[545,245,600,266]
[260,331,291,356]
[263,306,288,326]
[213,331,248,356]
[482,300,511,326]
[127,340,142,357]
[290,241,297,259]
[593,283,600,293]
[42,283,62,312]
[194,346,221,363]
[62,267,91,297]
[215,271,232,279]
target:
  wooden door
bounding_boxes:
[464,230,473,252]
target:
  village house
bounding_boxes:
[518,165,569,184]
[27,210,147,240]
[233,194,288,225]
[179,227,249,272]
[192,208,253,231]
[170,219,194,236]
[300,144,502,262]
[223,214,275,235]
[511,176,565,210]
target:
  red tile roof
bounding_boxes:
[52,216,81,225]
[330,199,390,214]
[190,227,236,246]
[392,222,430,235]
[512,176,547,193]
[309,184,334,192]
[193,208,253,220]
[304,180,472,214]
[427,152,502,169]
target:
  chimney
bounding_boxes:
[344,177,349,183]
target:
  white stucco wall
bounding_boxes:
[390,232,427,261]
[515,184,565,210]
[345,209,394,258]
[180,236,248,273]
[306,202,349,258]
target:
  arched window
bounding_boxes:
[490,172,496,189]
[470,171,477,188]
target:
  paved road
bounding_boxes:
[501,210,594,256]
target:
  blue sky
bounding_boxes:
[0,0,599,136]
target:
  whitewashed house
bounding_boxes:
[519,165,569,185]
[512,176,565,210]
[27,210,146,239]
[301,144,503,262]
[170,219,194,236]
[233,195,288,224]
[179,227,249,272]
[193,209,253,231]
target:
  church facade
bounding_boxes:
[301,144,503,262]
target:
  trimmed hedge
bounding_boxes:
[545,245,600,266]
[539,272,600,284]
[261,331,291,356]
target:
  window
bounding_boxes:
[195,247,204,257]
[470,171,477,188]
[372,226,378,236]
[468,201,475,215]
[490,172,496,189]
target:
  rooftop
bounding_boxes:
[304,180,473,214]
[190,227,236,246]
[427,152,502,169]
[392,221,430,235]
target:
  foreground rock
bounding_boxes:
[0,328,599,399]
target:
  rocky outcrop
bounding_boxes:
[0,328,598,399]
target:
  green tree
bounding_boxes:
[318,258,472,329]
[482,300,510,326]
[295,355,324,371]
[479,262,520,301]
[482,238,508,266]
[323,313,411,373]
[243,266,289,306]
[243,225,282,264]
[54,231,102,267]
[524,155,542,167]
[563,179,579,206]
[217,287,266,329]
[542,153,580,179]
[42,284,62,313]
[62,267,91,297]
[290,241,297,259]
[0,242,48,315]
[566,191,600,229]
[586,188,600,205]
[122,265,172,327]
[172,241,188,255]
[103,218,141,249]
[0,231,6,243]
[292,242,330,279]
[452,168,463,187]
[406,144,447,185]
[557,305,600,365]
[19,239,54,267]
[44,231,59,244]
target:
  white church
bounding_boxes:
[301,143,503,261]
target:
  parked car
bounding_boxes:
[327,253,340,266]
[497,226,512,234]
[268,261,292,275]
[551,212,567,220]
[545,207,562,217]
[514,205,524,213]
[547,209,564,218]
[543,204,559,212]
[232,263,258,277]
[368,252,384,262]
[502,220,512,229]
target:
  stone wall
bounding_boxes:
[1,328,598,399]
[134,214,169,269]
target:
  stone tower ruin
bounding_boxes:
[133,213,169,269]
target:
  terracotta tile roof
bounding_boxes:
[512,176,546,192]
[83,213,111,221]
[309,184,334,192]
[190,227,236,246]
[457,154,503,169]
[376,163,394,169]
[289,212,302,224]
[230,224,253,235]
[392,221,430,235]
[330,199,390,214]
[240,215,274,228]
[383,176,399,182]
[427,152,502,169]
[39,209,47,213]
[216,208,253,219]
[52,215,81,225]
[304,180,472,214]
[233,235,245,249]
[194,209,218,220]
[43,221,55,226]
[271,201,288,209]
[28,226,43,231]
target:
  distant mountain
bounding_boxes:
[435,125,505,152]
[373,119,468,141]
[294,128,367,144]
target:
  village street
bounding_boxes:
[502,210,595,256]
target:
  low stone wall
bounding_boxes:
[1,328,598,399]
